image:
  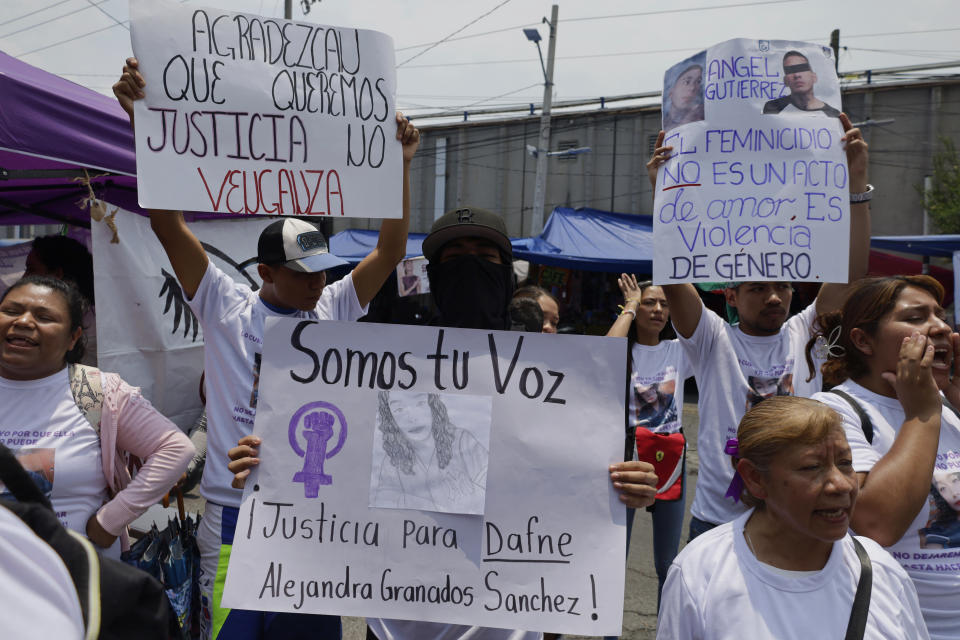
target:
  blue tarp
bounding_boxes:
[329,207,655,272]
[329,229,426,264]
[512,207,654,273]
[871,234,960,258]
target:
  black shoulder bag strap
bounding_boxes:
[828,388,874,444]
[844,537,873,640]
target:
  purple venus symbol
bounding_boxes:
[289,401,348,498]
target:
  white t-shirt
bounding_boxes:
[679,302,823,525]
[188,262,367,508]
[366,619,541,640]
[0,369,117,557]
[629,339,690,435]
[657,510,929,640]
[814,380,960,640]
[0,504,85,640]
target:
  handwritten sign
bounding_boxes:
[129,0,400,218]
[653,38,849,284]
[222,319,627,635]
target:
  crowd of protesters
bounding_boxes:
[1,41,958,640]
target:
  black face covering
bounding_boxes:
[427,255,515,330]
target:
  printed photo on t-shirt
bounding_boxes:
[250,352,262,409]
[745,372,794,410]
[631,366,681,433]
[0,447,55,498]
[919,468,960,549]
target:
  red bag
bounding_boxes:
[635,429,685,501]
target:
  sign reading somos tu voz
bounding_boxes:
[221,319,629,636]
[653,38,851,284]
[129,0,401,218]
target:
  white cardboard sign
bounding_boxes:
[222,319,627,635]
[653,38,850,284]
[129,0,401,218]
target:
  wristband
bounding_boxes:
[850,183,874,203]
[619,309,636,319]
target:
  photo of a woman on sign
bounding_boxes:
[370,390,490,515]
[920,470,960,549]
[662,52,706,132]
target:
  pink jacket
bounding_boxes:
[93,371,195,548]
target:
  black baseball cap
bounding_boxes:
[422,207,512,263]
[257,218,348,272]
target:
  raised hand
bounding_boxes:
[881,332,942,421]
[617,273,642,305]
[396,112,421,162]
[646,130,673,191]
[839,113,868,193]
[112,57,145,125]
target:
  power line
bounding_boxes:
[16,21,123,56]
[0,0,78,29]
[396,0,801,53]
[85,0,128,31]
[840,27,960,40]
[402,46,701,70]
[458,82,542,111]
[0,0,114,39]
[397,0,514,68]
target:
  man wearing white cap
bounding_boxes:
[114,57,421,640]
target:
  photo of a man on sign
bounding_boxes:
[763,49,840,118]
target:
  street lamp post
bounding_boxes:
[525,5,558,236]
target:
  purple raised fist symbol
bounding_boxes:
[289,401,348,498]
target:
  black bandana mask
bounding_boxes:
[427,255,515,330]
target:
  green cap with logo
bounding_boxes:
[422,207,513,263]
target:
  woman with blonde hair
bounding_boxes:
[657,396,927,639]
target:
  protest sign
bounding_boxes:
[396,256,428,297]
[653,39,850,284]
[222,320,628,635]
[92,207,273,429]
[129,0,401,218]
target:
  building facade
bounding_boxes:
[336,77,960,241]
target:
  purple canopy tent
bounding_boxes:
[0,49,143,227]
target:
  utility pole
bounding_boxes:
[830,29,840,74]
[530,5,558,236]
[285,0,333,238]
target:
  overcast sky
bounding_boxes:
[2,0,957,121]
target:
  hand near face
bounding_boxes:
[881,332,942,421]
[610,461,658,509]
[941,332,960,408]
